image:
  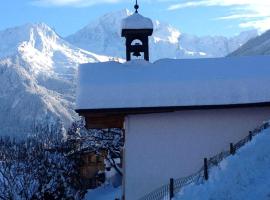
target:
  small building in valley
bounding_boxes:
[75,3,270,200]
[70,147,107,189]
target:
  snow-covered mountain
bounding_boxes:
[67,9,258,61]
[0,23,111,137]
[229,30,270,56]
[179,30,258,58]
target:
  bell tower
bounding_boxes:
[121,1,153,61]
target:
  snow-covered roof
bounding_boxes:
[121,13,153,30]
[76,56,270,110]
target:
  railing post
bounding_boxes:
[204,158,208,181]
[169,178,174,199]
[249,131,253,141]
[230,143,235,155]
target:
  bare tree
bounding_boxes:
[0,123,84,200]
[66,119,124,177]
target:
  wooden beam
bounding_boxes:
[76,101,270,129]
[85,115,124,129]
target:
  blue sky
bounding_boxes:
[1,0,270,37]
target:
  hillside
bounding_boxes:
[84,186,121,200]
[175,127,270,200]
[229,30,270,56]
[0,23,111,137]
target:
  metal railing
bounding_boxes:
[139,121,270,200]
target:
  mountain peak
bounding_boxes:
[0,22,58,39]
[66,9,257,61]
[0,22,60,58]
[0,23,112,137]
[23,22,55,32]
[100,9,132,20]
[66,9,182,59]
[85,9,132,31]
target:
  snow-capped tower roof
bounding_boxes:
[121,1,153,61]
[121,0,153,30]
[121,13,153,30]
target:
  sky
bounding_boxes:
[1,0,270,37]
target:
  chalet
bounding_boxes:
[70,147,107,189]
[75,2,270,200]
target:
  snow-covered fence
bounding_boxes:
[139,121,270,200]
[138,183,170,200]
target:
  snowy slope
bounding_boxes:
[0,56,74,137]
[180,30,258,58]
[66,10,128,60]
[66,9,257,61]
[229,30,270,56]
[84,186,121,200]
[0,23,111,137]
[176,127,270,200]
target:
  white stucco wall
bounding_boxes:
[124,107,270,200]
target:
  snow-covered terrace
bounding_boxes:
[76,56,270,110]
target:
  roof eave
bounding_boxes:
[76,101,270,116]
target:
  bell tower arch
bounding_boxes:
[121,1,153,61]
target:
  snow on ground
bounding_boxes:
[84,185,121,200]
[175,127,270,200]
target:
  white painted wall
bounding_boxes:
[124,107,270,200]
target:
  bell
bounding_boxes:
[133,51,141,57]
[132,42,142,57]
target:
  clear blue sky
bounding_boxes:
[1,0,270,37]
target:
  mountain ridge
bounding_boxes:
[66,9,258,61]
[0,23,112,137]
[229,30,270,56]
